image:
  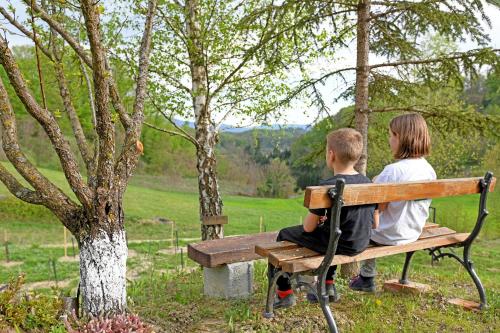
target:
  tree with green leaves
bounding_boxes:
[137,0,334,239]
[273,0,499,276]
[0,0,157,315]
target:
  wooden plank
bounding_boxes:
[255,223,440,258]
[424,222,439,229]
[383,279,432,294]
[304,177,497,209]
[269,247,320,267]
[266,227,455,268]
[419,227,456,239]
[255,241,299,257]
[187,231,278,267]
[202,215,228,225]
[280,233,469,273]
[447,298,481,311]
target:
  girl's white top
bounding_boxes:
[371,158,437,245]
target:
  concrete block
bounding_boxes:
[203,261,253,299]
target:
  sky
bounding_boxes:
[2,1,500,127]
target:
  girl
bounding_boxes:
[349,113,436,292]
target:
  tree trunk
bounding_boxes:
[196,124,224,240]
[186,0,224,240]
[341,0,371,279]
[79,227,128,316]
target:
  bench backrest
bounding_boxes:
[304,177,497,209]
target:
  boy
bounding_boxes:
[272,128,378,308]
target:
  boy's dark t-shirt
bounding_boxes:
[277,174,375,255]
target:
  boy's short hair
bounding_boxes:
[326,128,363,164]
[390,113,431,159]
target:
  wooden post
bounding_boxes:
[50,258,58,288]
[71,238,76,258]
[3,230,9,263]
[180,248,184,270]
[171,221,175,249]
[63,227,68,258]
[4,242,9,263]
[175,230,179,255]
[259,216,263,233]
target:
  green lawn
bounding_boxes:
[1,163,499,332]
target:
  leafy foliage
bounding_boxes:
[0,275,64,331]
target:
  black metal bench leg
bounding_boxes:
[263,265,287,318]
[399,251,416,284]
[463,244,487,309]
[317,273,338,333]
[433,246,488,310]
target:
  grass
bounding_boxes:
[128,239,500,332]
[0,163,499,332]
[128,241,500,332]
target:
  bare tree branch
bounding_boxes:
[80,0,116,199]
[22,0,92,66]
[144,121,198,146]
[0,34,92,211]
[0,6,54,61]
[147,91,198,146]
[0,76,79,215]
[0,164,44,205]
[25,0,133,129]
[149,67,192,94]
[52,52,94,174]
[369,48,500,70]
[115,0,158,192]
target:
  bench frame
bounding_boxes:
[263,172,495,333]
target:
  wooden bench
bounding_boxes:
[188,228,282,298]
[256,173,496,333]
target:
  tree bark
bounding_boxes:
[196,120,223,240]
[79,225,128,315]
[186,0,224,240]
[341,0,371,279]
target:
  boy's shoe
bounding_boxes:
[306,283,340,303]
[348,275,375,292]
[273,292,296,309]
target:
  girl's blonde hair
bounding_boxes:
[390,113,431,159]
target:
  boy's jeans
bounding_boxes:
[360,258,377,277]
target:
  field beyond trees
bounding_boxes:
[1,163,499,332]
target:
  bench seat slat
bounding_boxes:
[188,232,278,267]
[255,222,441,259]
[268,227,456,268]
[279,232,469,273]
[255,241,299,257]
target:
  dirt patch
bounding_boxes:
[128,249,138,258]
[1,261,23,268]
[192,318,227,332]
[22,278,73,291]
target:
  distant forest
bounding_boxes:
[1,46,499,198]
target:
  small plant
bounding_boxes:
[0,274,63,331]
[65,313,155,333]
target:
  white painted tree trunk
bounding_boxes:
[79,229,128,316]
